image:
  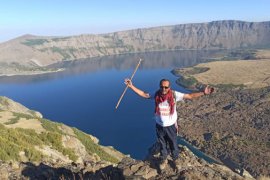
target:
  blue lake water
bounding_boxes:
[0,50,222,159]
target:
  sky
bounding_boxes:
[0,0,269,43]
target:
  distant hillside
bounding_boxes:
[0,20,269,76]
[173,49,270,89]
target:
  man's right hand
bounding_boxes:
[124,78,150,99]
[124,78,133,88]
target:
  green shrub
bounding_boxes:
[40,118,63,134]
[4,116,20,125]
[4,112,33,125]
[0,119,78,162]
[0,129,43,161]
[12,112,33,119]
[28,110,39,117]
[176,76,198,88]
[62,148,78,162]
[186,67,210,75]
[0,136,20,161]
[0,97,9,106]
[24,148,43,161]
[40,119,78,161]
[215,83,245,90]
[0,125,41,161]
[73,128,118,163]
[50,47,71,60]
[51,37,69,42]
[21,39,49,46]
[16,128,43,145]
[39,131,78,161]
[0,148,10,161]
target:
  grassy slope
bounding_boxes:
[0,111,118,163]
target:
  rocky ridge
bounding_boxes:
[0,96,256,179]
[0,20,270,76]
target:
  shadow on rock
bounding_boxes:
[21,162,125,180]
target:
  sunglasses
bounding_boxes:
[160,86,170,89]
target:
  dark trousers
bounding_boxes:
[156,123,179,160]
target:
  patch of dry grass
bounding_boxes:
[193,59,270,89]
[0,111,45,134]
[256,49,270,59]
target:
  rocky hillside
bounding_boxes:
[0,96,125,179]
[176,87,270,178]
[0,20,269,76]
[172,53,270,178]
[0,96,257,179]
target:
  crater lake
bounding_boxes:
[0,50,222,159]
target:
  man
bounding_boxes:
[124,78,213,169]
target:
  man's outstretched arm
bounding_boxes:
[125,79,150,99]
[183,85,214,100]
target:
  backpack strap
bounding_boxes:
[172,90,176,103]
[172,90,179,135]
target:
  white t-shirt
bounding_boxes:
[150,91,185,127]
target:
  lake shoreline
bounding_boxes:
[177,136,222,164]
[0,68,65,77]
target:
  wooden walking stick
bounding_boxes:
[115,59,142,110]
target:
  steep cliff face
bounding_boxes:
[117,20,270,50]
[0,20,269,69]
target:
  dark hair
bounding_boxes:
[159,79,170,86]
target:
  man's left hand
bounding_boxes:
[204,85,214,95]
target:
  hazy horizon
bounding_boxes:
[1,0,270,43]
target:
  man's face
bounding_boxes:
[160,81,170,94]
